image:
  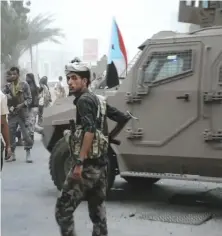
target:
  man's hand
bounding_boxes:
[6,94,12,100]
[16,103,24,110]
[72,165,83,180]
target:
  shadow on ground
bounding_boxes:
[41,176,222,210]
[40,178,222,225]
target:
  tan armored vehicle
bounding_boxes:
[41,2,222,191]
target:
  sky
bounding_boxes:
[28,0,190,61]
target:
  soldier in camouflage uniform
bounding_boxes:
[55,60,130,236]
[2,67,33,163]
[54,76,66,100]
[24,73,40,162]
[38,76,51,124]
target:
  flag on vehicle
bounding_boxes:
[106,17,128,89]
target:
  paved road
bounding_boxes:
[1,135,222,236]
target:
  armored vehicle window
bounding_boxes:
[219,65,222,84]
[143,50,192,83]
[186,1,194,7]
[201,1,209,8]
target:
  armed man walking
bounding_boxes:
[2,67,33,163]
[54,76,66,100]
[55,59,130,236]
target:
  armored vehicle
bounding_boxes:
[41,2,222,191]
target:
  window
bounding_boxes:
[142,50,193,84]
[219,65,222,84]
[186,1,195,7]
[201,1,209,8]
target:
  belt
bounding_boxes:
[83,156,107,167]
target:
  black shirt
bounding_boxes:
[74,89,129,135]
[29,86,39,107]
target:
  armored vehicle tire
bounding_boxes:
[123,177,159,188]
[49,137,116,192]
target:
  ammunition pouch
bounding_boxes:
[64,94,109,160]
[64,127,109,160]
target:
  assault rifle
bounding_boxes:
[69,119,76,135]
[68,119,76,159]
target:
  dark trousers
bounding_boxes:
[38,105,44,124]
[16,126,22,139]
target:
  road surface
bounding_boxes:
[1,134,222,236]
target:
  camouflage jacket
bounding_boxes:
[2,80,32,116]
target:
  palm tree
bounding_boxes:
[1,0,29,67]
[14,14,65,69]
[1,1,65,68]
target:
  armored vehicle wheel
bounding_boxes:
[49,137,73,191]
[123,177,159,188]
[49,137,117,192]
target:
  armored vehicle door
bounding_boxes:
[203,50,222,147]
[128,42,203,147]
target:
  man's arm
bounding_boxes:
[106,104,131,139]
[76,97,96,159]
[106,104,130,123]
[2,84,13,100]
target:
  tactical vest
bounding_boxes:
[64,94,109,160]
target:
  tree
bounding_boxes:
[24,13,65,70]
[1,0,30,67]
[1,0,64,69]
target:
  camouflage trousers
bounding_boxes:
[24,107,38,149]
[38,105,44,125]
[8,113,33,152]
[55,164,108,236]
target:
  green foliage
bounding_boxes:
[1,0,64,69]
[1,0,30,67]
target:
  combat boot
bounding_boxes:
[6,152,16,162]
[26,149,33,163]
